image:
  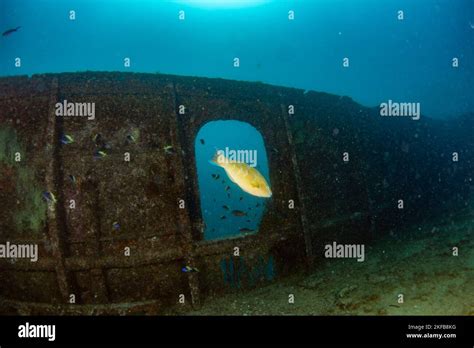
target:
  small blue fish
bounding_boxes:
[164,145,174,155]
[93,150,107,159]
[68,175,77,184]
[93,134,111,149]
[60,134,74,145]
[182,266,199,273]
[93,133,102,145]
[112,221,120,231]
[42,191,57,204]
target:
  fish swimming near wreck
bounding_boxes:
[126,134,136,144]
[68,174,77,185]
[209,151,272,198]
[2,26,21,36]
[42,191,57,211]
[42,191,56,204]
[93,150,107,159]
[60,134,74,145]
[182,266,199,273]
[231,210,247,217]
[163,145,174,155]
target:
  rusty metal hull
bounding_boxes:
[0,72,472,315]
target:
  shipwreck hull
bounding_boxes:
[0,72,471,315]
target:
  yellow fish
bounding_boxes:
[210,152,272,198]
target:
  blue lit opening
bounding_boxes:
[195,120,270,240]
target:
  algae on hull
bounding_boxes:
[0,127,46,233]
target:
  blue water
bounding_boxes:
[195,120,269,240]
[1,0,473,119]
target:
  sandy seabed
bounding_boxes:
[183,210,474,316]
